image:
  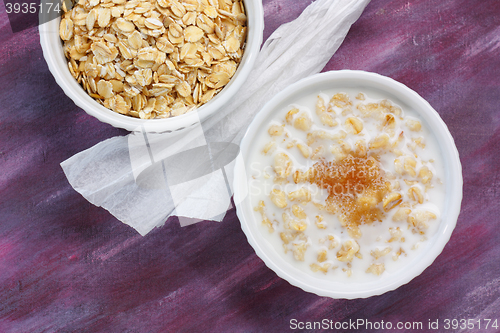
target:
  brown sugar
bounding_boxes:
[307,155,390,238]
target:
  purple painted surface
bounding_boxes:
[1,0,499,332]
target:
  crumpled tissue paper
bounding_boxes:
[61,0,371,235]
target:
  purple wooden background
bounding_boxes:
[1,0,500,332]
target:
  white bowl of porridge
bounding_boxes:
[233,70,462,299]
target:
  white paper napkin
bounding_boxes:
[61,0,371,235]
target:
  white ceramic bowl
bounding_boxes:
[233,70,463,299]
[39,1,264,133]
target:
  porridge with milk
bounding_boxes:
[248,89,444,282]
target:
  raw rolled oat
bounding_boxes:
[60,0,247,119]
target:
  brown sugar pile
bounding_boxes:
[308,155,390,238]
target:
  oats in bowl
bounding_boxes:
[249,90,444,281]
[234,70,463,298]
[59,0,247,119]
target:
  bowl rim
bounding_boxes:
[234,69,463,299]
[39,0,264,133]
